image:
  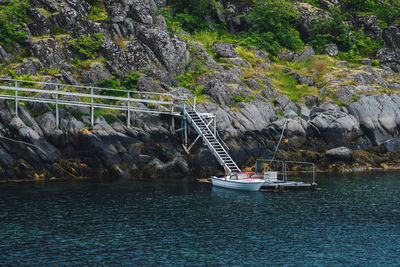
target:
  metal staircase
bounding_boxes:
[185,108,241,174]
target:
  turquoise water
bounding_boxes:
[0,172,400,266]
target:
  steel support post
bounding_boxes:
[127,91,130,127]
[55,84,59,129]
[15,81,18,117]
[90,87,94,126]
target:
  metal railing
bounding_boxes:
[0,78,181,128]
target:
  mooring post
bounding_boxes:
[15,81,18,117]
[127,91,130,127]
[55,84,59,129]
[90,87,94,126]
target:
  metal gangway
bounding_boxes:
[0,78,241,174]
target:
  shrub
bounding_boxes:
[245,0,304,53]
[123,71,141,90]
[0,0,30,51]
[68,33,104,60]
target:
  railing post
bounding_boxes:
[55,84,59,129]
[90,87,94,126]
[127,91,130,127]
[15,81,18,117]
[171,102,175,132]
[193,96,196,111]
[214,116,216,138]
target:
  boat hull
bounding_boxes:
[211,178,264,191]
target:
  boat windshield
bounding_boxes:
[237,173,248,179]
[234,172,257,180]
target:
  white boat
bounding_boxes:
[211,172,264,191]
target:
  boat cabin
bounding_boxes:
[229,172,258,180]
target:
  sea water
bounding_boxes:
[0,172,399,265]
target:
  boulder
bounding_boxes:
[324,43,339,56]
[310,111,362,146]
[383,24,400,50]
[326,146,353,162]
[300,106,310,121]
[383,138,400,152]
[348,94,400,145]
[376,48,400,73]
[295,2,330,39]
[291,73,314,86]
[211,41,239,58]
[36,112,57,136]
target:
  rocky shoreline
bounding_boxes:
[0,0,399,181]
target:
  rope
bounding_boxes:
[266,119,287,172]
[0,135,77,178]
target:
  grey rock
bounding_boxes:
[348,94,400,145]
[27,7,51,36]
[0,45,15,64]
[349,14,382,40]
[291,73,314,86]
[294,46,315,61]
[83,63,112,86]
[324,43,339,56]
[326,146,353,162]
[136,24,189,75]
[376,48,400,73]
[303,95,320,107]
[353,72,373,84]
[61,70,79,85]
[334,85,355,104]
[300,106,310,121]
[30,38,69,68]
[246,79,262,91]
[136,75,165,93]
[274,95,298,112]
[295,3,330,39]
[222,57,250,67]
[284,109,298,119]
[318,101,340,112]
[169,87,193,99]
[36,112,56,136]
[211,41,239,58]
[18,106,44,136]
[310,111,362,146]
[9,117,59,161]
[14,59,43,76]
[358,58,372,65]
[383,138,400,152]
[27,94,53,115]
[383,24,400,49]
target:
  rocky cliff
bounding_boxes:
[0,0,399,181]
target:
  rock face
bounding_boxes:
[348,94,400,145]
[383,24,400,50]
[326,147,353,162]
[376,48,400,73]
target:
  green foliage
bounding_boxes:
[232,92,256,103]
[123,71,141,90]
[246,0,304,52]
[68,33,104,60]
[308,9,383,61]
[157,7,184,35]
[191,85,204,97]
[341,0,400,26]
[87,6,108,21]
[0,0,30,51]
[9,70,36,86]
[168,0,217,33]
[97,71,141,97]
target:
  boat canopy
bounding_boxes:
[230,172,258,180]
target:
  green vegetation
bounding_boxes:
[68,33,104,60]
[0,0,30,52]
[87,6,108,21]
[97,71,142,96]
[232,92,256,103]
